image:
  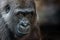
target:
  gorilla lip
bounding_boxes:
[16,23,30,34]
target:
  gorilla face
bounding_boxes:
[14,9,35,36]
[0,0,36,37]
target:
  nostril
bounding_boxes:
[21,23,29,27]
[24,24,27,26]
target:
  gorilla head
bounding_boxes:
[0,0,37,37]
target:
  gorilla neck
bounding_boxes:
[14,33,30,40]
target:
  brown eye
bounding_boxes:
[27,12,34,17]
[16,12,23,16]
[26,13,32,19]
[16,12,24,19]
[5,4,10,13]
[30,11,34,16]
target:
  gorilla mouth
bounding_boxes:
[16,23,30,34]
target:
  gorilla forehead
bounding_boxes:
[9,0,35,8]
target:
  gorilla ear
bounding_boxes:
[4,4,10,13]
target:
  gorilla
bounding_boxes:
[35,0,60,40]
[0,0,40,40]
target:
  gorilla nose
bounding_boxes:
[20,21,30,27]
[19,18,30,27]
[21,23,28,27]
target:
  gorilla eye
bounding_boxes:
[16,12,24,18]
[5,4,10,13]
[27,11,34,16]
[30,11,34,16]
